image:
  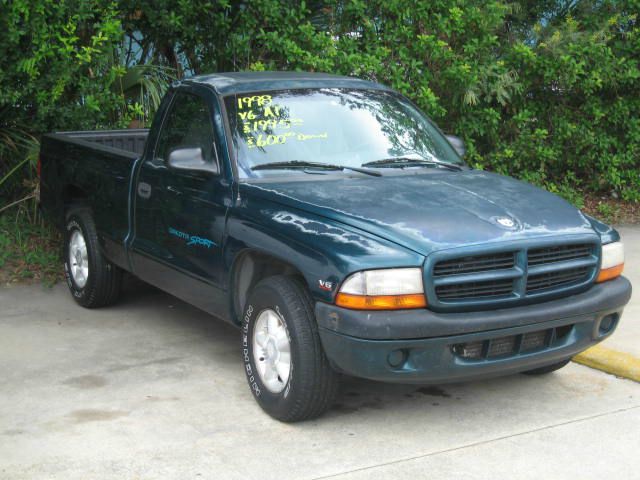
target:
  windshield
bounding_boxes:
[224,88,463,178]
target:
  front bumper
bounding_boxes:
[316,276,632,384]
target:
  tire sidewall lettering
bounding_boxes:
[242,300,294,400]
[242,304,261,397]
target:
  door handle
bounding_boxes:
[137,182,152,199]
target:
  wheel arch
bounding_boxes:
[229,249,308,325]
[62,184,90,214]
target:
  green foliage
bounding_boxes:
[0,0,124,131]
[1,0,639,211]
[0,108,39,196]
[111,64,176,125]
[0,212,61,286]
[488,1,640,202]
[597,201,617,221]
[0,0,175,209]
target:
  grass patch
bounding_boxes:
[0,212,62,286]
[581,195,640,225]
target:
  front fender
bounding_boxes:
[583,213,620,244]
[224,199,424,303]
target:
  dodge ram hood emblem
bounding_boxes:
[497,217,515,227]
[495,216,516,228]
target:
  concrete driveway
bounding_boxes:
[1,259,639,478]
[604,226,640,357]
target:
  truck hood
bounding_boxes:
[241,170,595,255]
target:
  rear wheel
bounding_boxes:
[522,358,571,375]
[241,275,339,422]
[63,207,122,308]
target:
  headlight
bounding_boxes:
[335,268,427,310]
[597,241,624,283]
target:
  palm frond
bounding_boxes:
[113,64,176,118]
[0,108,37,158]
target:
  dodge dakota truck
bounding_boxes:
[39,72,632,422]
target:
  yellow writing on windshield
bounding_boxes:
[238,95,272,109]
[297,132,328,141]
[242,118,304,134]
[236,94,329,149]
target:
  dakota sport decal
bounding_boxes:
[168,227,216,249]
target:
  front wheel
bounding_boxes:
[241,275,339,422]
[64,207,122,308]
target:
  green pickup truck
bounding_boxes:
[39,72,631,422]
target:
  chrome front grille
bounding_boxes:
[428,239,599,310]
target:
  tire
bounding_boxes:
[241,275,339,422]
[522,358,571,375]
[63,207,122,308]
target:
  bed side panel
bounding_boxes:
[39,134,137,269]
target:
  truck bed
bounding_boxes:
[39,129,150,269]
[54,129,149,156]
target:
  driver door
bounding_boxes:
[131,87,231,316]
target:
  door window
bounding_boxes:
[155,92,217,166]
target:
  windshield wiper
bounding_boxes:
[251,160,382,177]
[361,157,463,171]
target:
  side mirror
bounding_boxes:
[445,135,466,157]
[168,147,219,174]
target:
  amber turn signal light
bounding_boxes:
[335,293,427,310]
[596,263,624,283]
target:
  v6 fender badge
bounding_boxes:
[318,280,333,291]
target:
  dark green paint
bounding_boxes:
[39,72,631,383]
